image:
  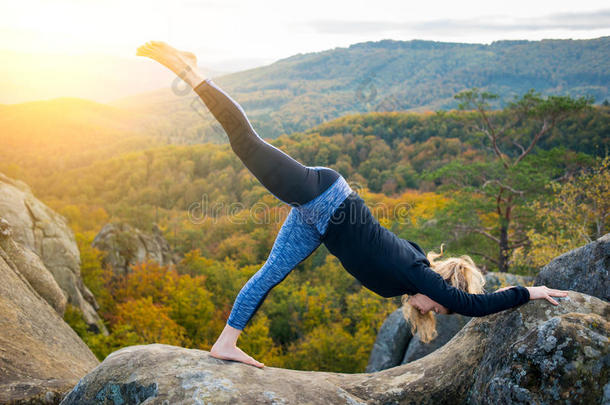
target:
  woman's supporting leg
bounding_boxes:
[210,207,321,366]
[193,79,339,206]
[231,207,321,327]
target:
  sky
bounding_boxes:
[0,0,608,102]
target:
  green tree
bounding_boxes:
[512,155,609,269]
[451,88,592,271]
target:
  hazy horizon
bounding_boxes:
[1,0,608,103]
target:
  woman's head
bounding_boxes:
[400,244,486,343]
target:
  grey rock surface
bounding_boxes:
[365,308,412,372]
[92,222,176,276]
[0,224,99,405]
[401,313,472,364]
[0,172,104,332]
[535,233,609,301]
[484,271,534,292]
[60,292,608,404]
[0,217,67,315]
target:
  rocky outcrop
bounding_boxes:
[401,312,471,365]
[92,222,176,276]
[0,221,99,405]
[535,233,609,301]
[60,292,608,404]
[365,308,411,373]
[366,310,472,373]
[0,172,103,332]
[366,271,534,372]
[0,218,67,315]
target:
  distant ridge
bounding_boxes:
[111,36,608,143]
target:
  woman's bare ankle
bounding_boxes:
[182,67,205,89]
[209,324,264,368]
[212,323,242,349]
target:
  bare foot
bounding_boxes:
[136,40,202,88]
[210,344,265,369]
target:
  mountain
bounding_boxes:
[113,37,610,142]
[1,37,607,192]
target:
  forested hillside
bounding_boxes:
[0,97,163,179]
[3,94,606,371]
[113,37,609,142]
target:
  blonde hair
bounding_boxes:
[400,244,486,343]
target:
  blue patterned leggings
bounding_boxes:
[227,174,352,329]
[193,79,353,330]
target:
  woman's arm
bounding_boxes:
[497,285,568,306]
[408,260,531,317]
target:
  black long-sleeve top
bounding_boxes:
[321,191,531,317]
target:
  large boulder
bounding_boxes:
[0,172,104,332]
[0,222,99,404]
[535,233,609,301]
[92,222,176,276]
[367,310,472,372]
[365,308,412,372]
[60,292,608,404]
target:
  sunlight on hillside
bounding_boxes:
[0,50,184,103]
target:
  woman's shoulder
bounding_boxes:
[406,239,427,256]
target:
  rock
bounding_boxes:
[92,222,176,276]
[401,313,472,364]
[0,172,104,333]
[484,272,534,292]
[365,308,412,372]
[0,217,67,315]
[0,227,99,405]
[60,292,608,405]
[535,233,609,301]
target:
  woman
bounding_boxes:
[137,41,568,369]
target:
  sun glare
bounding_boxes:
[0,0,607,102]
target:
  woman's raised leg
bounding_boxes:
[136,41,338,206]
[193,78,339,205]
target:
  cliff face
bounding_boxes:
[0,172,104,332]
[0,218,67,315]
[0,219,99,405]
[59,292,608,404]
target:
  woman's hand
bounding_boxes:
[525,285,569,305]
